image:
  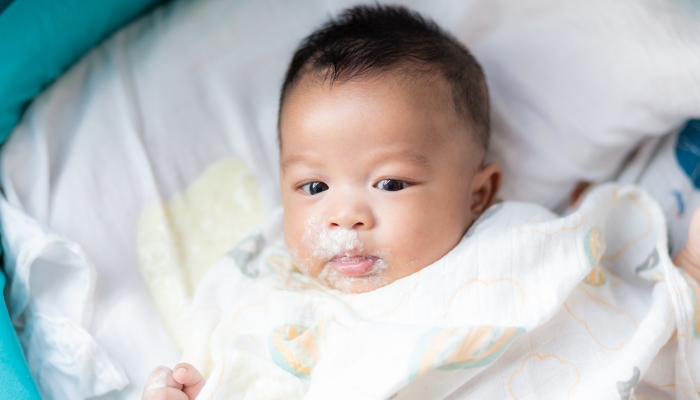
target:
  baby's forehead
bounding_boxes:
[281,70,473,142]
[279,75,484,174]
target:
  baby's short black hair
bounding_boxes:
[279,4,490,149]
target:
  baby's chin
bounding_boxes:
[317,265,391,293]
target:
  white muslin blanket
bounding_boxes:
[183,184,700,399]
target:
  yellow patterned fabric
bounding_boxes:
[183,184,700,399]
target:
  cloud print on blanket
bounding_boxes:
[509,354,581,400]
[186,184,700,400]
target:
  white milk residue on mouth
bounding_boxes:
[318,256,389,292]
[298,216,390,292]
[304,216,363,260]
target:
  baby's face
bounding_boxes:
[279,74,498,293]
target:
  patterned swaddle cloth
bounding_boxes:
[183,183,700,400]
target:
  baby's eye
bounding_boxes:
[375,179,407,192]
[300,181,329,195]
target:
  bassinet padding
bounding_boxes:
[0,0,169,145]
[0,272,40,399]
[0,0,12,15]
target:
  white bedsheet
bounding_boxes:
[1,0,699,398]
[0,197,129,398]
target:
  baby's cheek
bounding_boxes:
[386,211,447,274]
[284,230,314,275]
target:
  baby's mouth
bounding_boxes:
[328,254,379,277]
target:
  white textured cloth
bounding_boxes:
[0,197,128,398]
[185,184,700,399]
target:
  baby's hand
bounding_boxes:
[673,206,700,284]
[142,363,205,400]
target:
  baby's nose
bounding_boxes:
[327,200,374,230]
[330,220,365,229]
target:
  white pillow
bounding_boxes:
[459,0,700,209]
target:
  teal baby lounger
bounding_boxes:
[0,271,39,398]
[0,0,167,397]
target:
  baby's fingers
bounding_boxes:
[172,363,206,400]
[142,366,185,400]
[142,387,190,400]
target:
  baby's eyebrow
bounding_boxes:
[374,149,431,168]
[396,150,431,167]
[280,149,430,172]
[280,153,313,172]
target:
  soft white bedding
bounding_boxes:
[1,0,699,398]
[184,185,699,399]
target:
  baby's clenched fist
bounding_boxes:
[142,363,205,400]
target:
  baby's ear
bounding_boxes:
[470,163,501,217]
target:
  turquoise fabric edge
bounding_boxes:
[0,0,169,145]
[0,0,14,15]
[0,270,41,399]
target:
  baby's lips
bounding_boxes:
[329,255,378,276]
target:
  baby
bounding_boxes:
[143,5,700,399]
